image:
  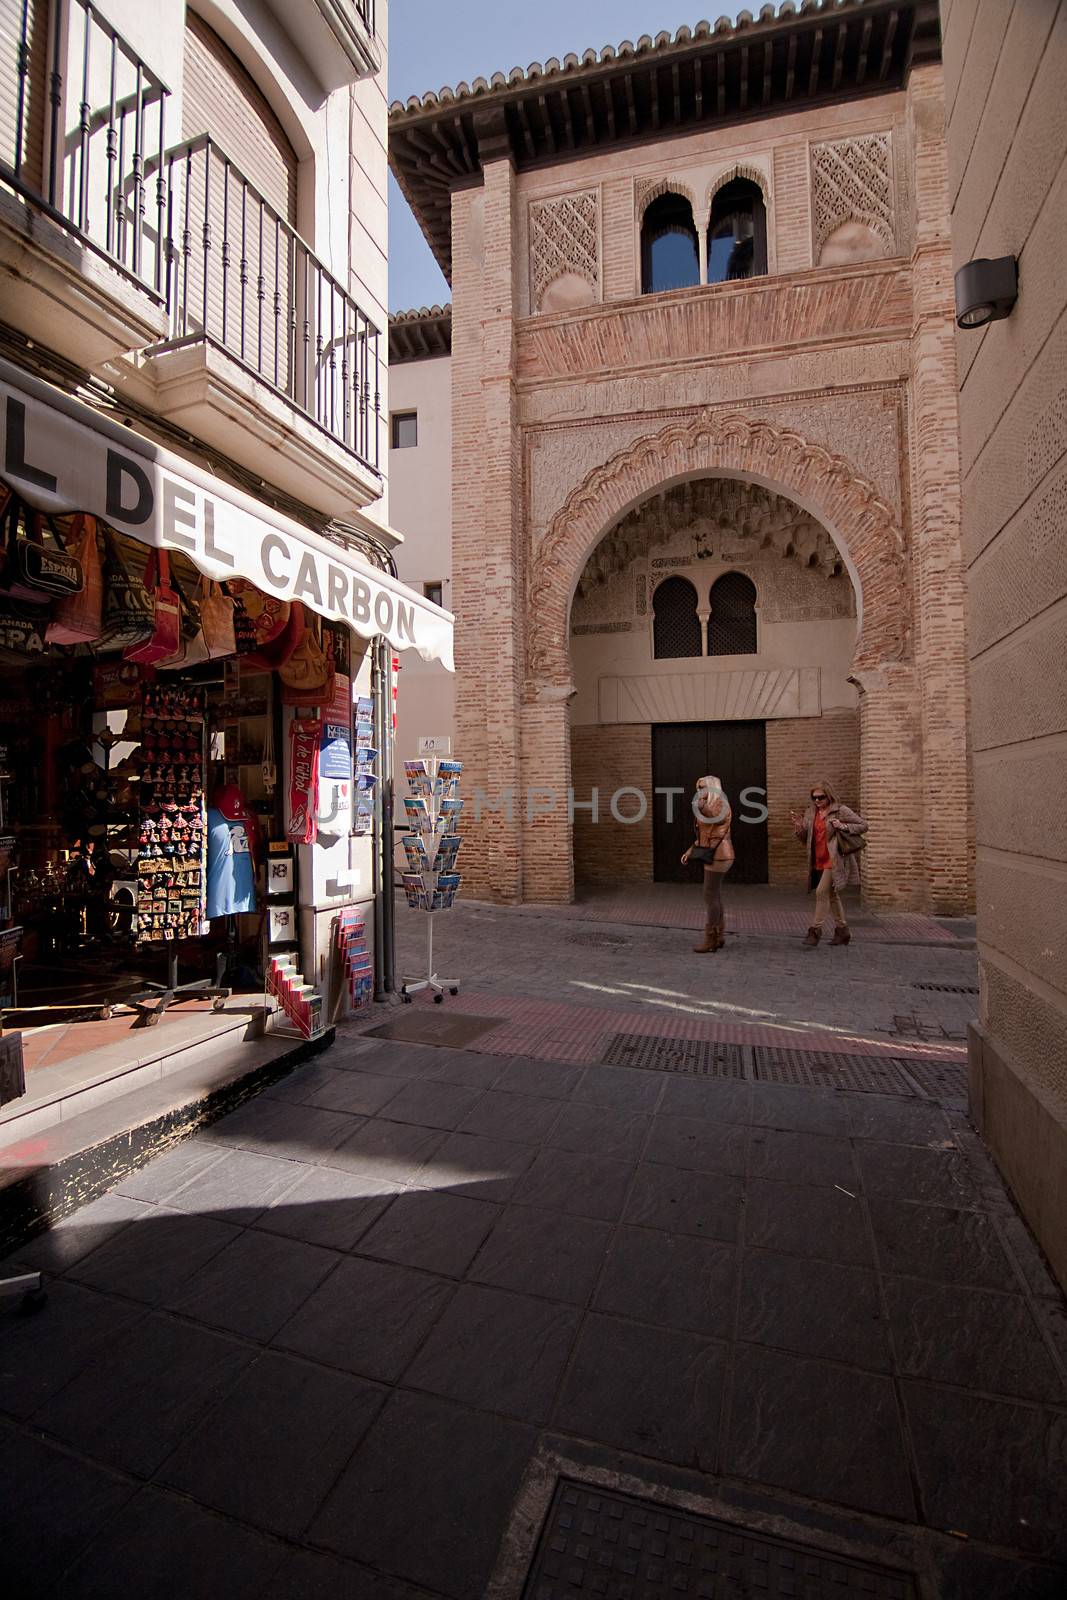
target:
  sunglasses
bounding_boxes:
[812,793,827,801]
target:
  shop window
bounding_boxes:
[391,412,418,449]
[652,577,701,659]
[424,581,443,608]
[708,572,758,656]
[641,193,700,295]
[707,179,767,284]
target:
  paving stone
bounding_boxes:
[198,1099,360,1163]
[355,1190,500,1276]
[511,1146,633,1221]
[572,1062,666,1112]
[995,1213,1065,1300]
[624,1163,743,1244]
[594,1225,736,1338]
[743,1178,874,1266]
[738,1249,890,1370]
[162,1148,304,1225]
[268,1065,406,1118]
[418,1049,509,1090]
[747,1127,859,1189]
[419,1129,537,1201]
[260,1548,436,1600]
[644,1113,749,1177]
[847,1097,953,1146]
[310,1391,536,1599]
[405,1283,580,1422]
[903,1382,1067,1559]
[67,1207,241,1305]
[855,1142,982,1209]
[56,1486,285,1599]
[656,1075,752,1124]
[14,1192,158,1273]
[0,1420,137,1596]
[326,1119,448,1185]
[467,1206,611,1305]
[254,1165,400,1251]
[543,1102,651,1161]
[165,1231,340,1341]
[934,1543,1067,1600]
[159,1351,385,1538]
[553,1312,726,1468]
[492,1056,583,1099]
[274,1256,452,1382]
[332,1042,442,1079]
[883,1277,1065,1402]
[455,1089,562,1144]
[34,1312,252,1475]
[868,1198,1019,1290]
[116,1143,228,1205]
[376,1079,486,1132]
[726,1345,915,1521]
[749,1082,853,1136]
[0,1279,147,1421]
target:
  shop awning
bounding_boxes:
[0,361,454,670]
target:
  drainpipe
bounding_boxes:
[371,638,396,999]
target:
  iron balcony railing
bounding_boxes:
[157,135,381,473]
[355,0,375,34]
[1,0,170,296]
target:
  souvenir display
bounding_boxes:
[335,907,372,1011]
[399,755,463,1002]
[287,717,322,845]
[134,682,207,943]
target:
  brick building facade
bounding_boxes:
[390,0,973,912]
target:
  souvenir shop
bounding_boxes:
[0,363,453,1050]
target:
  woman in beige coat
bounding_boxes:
[682,775,735,953]
[789,780,867,946]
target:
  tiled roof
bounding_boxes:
[389,304,453,362]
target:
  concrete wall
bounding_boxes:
[389,352,455,770]
[942,0,1067,1289]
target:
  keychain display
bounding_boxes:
[135,682,208,943]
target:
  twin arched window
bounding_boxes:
[652,573,758,659]
[641,180,767,295]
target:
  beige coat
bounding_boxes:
[794,784,868,891]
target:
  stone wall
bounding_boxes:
[766,710,862,887]
[571,724,653,887]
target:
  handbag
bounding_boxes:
[46,513,103,644]
[199,578,236,658]
[279,618,332,706]
[836,827,867,856]
[688,845,716,866]
[1,495,83,601]
[0,599,49,664]
[124,549,181,665]
[97,530,155,652]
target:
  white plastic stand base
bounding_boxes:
[400,913,460,1003]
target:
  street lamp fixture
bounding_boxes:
[954,256,1018,330]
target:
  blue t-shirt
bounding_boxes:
[206,808,256,918]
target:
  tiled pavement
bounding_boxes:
[2,1034,1066,1599]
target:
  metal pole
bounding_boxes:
[371,643,385,1001]
[379,639,396,995]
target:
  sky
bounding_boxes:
[387,2,742,312]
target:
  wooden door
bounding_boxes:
[652,721,768,884]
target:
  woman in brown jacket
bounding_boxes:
[789,780,868,946]
[682,775,735,953]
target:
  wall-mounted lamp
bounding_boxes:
[954,255,1018,330]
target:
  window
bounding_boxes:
[707,179,767,284]
[423,582,443,608]
[652,577,701,659]
[391,411,418,449]
[641,193,700,295]
[708,572,758,656]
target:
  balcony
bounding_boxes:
[265,0,379,90]
[0,0,171,363]
[138,135,383,517]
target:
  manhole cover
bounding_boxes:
[912,983,979,995]
[365,1012,501,1047]
[523,1480,918,1598]
[600,1033,745,1076]
[899,1058,969,1101]
[567,932,632,948]
[753,1047,916,1095]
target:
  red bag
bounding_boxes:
[287,717,321,845]
[245,600,305,671]
[46,514,103,644]
[124,550,181,665]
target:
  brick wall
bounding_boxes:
[765,710,861,886]
[571,723,653,885]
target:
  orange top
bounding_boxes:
[813,809,831,871]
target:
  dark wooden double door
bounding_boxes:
[652,721,768,884]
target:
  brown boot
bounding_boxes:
[830,926,851,946]
[803,926,822,947]
[693,926,719,953]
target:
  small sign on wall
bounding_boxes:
[418,735,452,756]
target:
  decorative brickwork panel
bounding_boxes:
[811,132,895,260]
[529,189,600,312]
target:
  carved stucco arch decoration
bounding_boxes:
[706,163,769,214]
[525,410,909,695]
[635,176,699,225]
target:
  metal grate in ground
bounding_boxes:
[600,1033,745,1077]
[912,982,979,995]
[565,931,632,948]
[753,1047,917,1096]
[523,1479,918,1599]
[365,1012,502,1047]
[899,1057,970,1101]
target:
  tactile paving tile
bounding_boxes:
[752,1047,916,1095]
[600,1033,745,1077]
[523,1479,919,1598]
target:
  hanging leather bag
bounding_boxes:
[124,549,181,665]
[96,530,155,652]
[199,577,236,658]
[46,513,104,645]
[279,617,333,706]
[244,598,305,671]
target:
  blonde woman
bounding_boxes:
[790,780,868,946]
[681,775,735,953]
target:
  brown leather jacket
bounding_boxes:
[695,798,735,864]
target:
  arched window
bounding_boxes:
[641,193,700,294]
[708,572,758,656]
[653,577,701,659]
[707,179,767,284]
